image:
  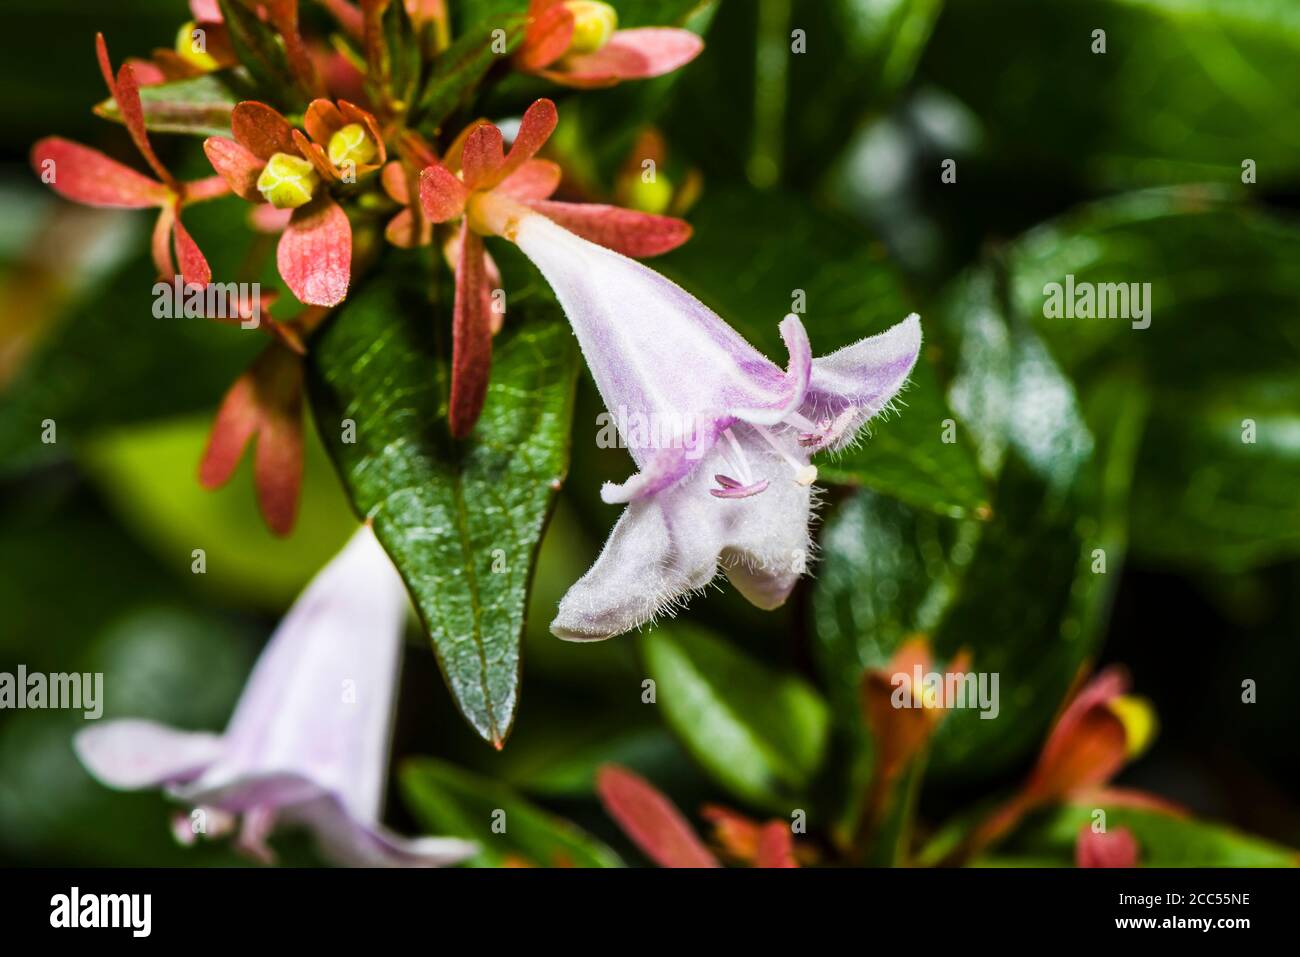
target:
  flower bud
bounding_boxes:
[175,21,220,72]
[1106,694,1157,758]
[257,153,320,210]
[565,1,618,55]
[327,123,379,169]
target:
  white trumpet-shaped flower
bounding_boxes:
[475,196,922,641]
[74,525,476,867]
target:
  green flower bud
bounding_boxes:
[565,1,618,55]
[175,20,220,72]
[327,123,379,168]
[257,153,320,210]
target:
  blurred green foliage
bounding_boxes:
[2,0,1299,868]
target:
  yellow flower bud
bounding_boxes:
[1107,694,1157,759]
[257,153,320,210]
[327,123,379,169]
[175,21,220,72]
[565,1,618,55]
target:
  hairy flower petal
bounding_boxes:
[76,526,477,868]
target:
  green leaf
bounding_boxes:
[413,13,526,131]
[218,0,303,110]
[925,0,1300,186]
[818,355,990,518]
[640,623,830,809]
[1020,805,1298,868]
[1007,189,1300,390]
[925,273,1149,779]
[0,251,261,476]
[306,264,579,746]
[95,73,241,138]
[657,187,986,516]
[400,758,623,867]
[80,415,356,609]
[812,492,975,734]
[1130,378,1300,571]
[663,0,941,188]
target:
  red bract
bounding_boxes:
[595,765,720,868]
[203,99,381,306]
[30,35,225,287]
[416,98,692,437]
[1075,825,1139,868]
[517,0,703,89]
[199,342,305,537]
[956,667,1177,862]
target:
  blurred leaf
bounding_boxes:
[414,13,526,131]
[307,264,579,746]
[497,724,680,798]
[1019,805,1298,867]
[95,73,240,138]
[663,0,940,188]
[1131,378,1300,571]
[924,272,1148,779]
[0,483,254,865]
[217,0,302,111]
[781,0,943,186]
[0,253,261,476]
[640,623,830,809]
[925,0,1300,186]
[812,492,975,738]
[819,354,990,518]
[1006,189,1300,389]
[80,414,355,609]
[401,757,622,867]
[658,187,984,515]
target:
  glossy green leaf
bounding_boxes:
[812,492,975,733]
[95,73,241,138]
[926,276,1148,779]
[401,758,623,867]
[1008,189,1300,389]
[640,623,830,809]
[818,354,990,518]
[1130,378,1300,571]
[306,264,579,746]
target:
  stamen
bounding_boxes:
[755,424,818,486]
[721,428,754,485]
[710,476,769,499]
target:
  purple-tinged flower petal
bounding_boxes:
[514,214,809,486]
[800,315,923,451]
[75,526,477,868]
[75,720,224,790]
[500,209,917,639]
